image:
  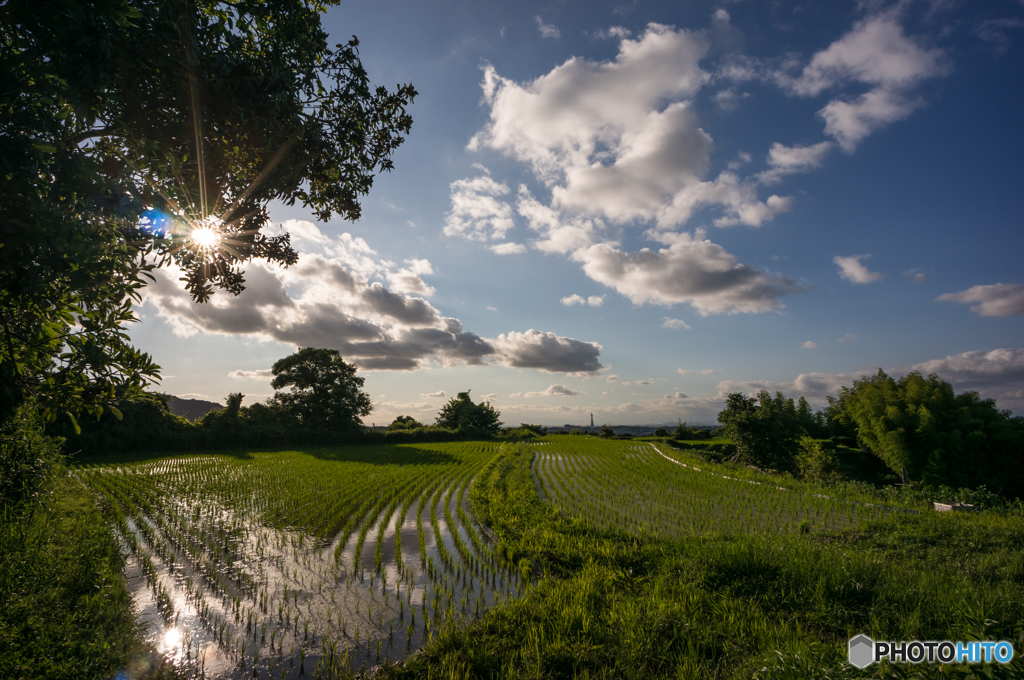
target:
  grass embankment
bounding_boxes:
[381,443,1024,679]
[0,473,185,680]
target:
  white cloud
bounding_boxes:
[662,317,691,329]
[444,175,514,241]
[936,284,1024,317]
[278,218,331,246]
[228,368,274,379]
[490,330,604,374]
[536,16,560,39]
[594,26,632,40]
[787,14,946,151]
[525,384,581,397]
[838,333,857,342]
[758,141,833,185]
[904,267,928,284]
[486,305,498,311]
[422,391,445,399]
[605,374,619,382]
[677,368,716,376]
[802,341,818,349]
[561,294,605,307]
[480,393,497,402]
[712,87,749,112]
[142,235,602,374]
[834,254,882,283]
[576,230,803,314]
[490,242,527,255]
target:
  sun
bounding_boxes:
[189,224,221,249]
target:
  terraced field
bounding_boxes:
[532,437,890,536]
[76,443,521,678]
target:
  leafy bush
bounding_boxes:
[0,405,64,506]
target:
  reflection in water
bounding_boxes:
[83,453,522,679]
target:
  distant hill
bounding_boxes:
[170,397,224,422]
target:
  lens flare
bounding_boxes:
[139,208,172,238]
[189,225,221,249]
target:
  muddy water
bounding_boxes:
[114,483,520,679]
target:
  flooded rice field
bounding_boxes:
[77,443,521,678]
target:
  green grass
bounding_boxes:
[379,442,1024,679]
[0,473,186,680]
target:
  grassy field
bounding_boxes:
[10,436,1024,679]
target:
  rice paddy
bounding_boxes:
[73,436,917,678]
[532,438,892,536]
[76,443,522,678]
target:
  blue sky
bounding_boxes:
[132,0,1024,426]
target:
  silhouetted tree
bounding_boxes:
[270,348,371,429]
[434,391,501,433]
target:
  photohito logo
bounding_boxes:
[849,634,1015,668]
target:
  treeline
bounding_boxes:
[48,389,543,458]
[716,369,1024,499]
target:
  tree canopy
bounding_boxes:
[0,0,415,427]
[269,348,371,429]
[835,370,1023,492]
[717,391,807,471]
[434,392,502,433]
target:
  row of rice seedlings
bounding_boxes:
[533,439,890,538]
[80,442,520,677]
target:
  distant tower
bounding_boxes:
[590,413,594,428]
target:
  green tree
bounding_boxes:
[270,348,371,429]
[1,0,415,428]
[600,424,615,438]
[716,391,803,471]
[837,370,1023,492]
[434,391,502,433]
[388,415,422,430]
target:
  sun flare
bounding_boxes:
[189,225,221,249]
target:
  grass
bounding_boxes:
[0,473,188,680]
[379,441,1024,679]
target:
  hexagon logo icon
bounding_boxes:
[849,634,874,669]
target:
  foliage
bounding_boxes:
[673,422,711,439]
[600,423,615,437]
[1,0,415,426]
[836,370,1024,494]
[717,391,806,471]
[653,427,669,437]
[434,391,502,433]
[388,415,422,430]
[0,405,65,506]
[269,347,372,429]
[795,435,843,483]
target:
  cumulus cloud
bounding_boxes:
[422,391,445,399]
[834,254,882,283]
[490,242,527,255]
[228,368,273,379]
[561,294,605,307]
[142,234,602,375]
[838,333,857,342]
[605,374,619,382]
[662,317,691,329]
[594,26,632,40]
[444,175,514,241]
[788,14,946,151]
[576,230,803,314]
[525,384,581,397]
[758,141,833,184]
[936,284,1024,317]
[802,341,818,349]
[490,330,604,374]
[447,24,813,314]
